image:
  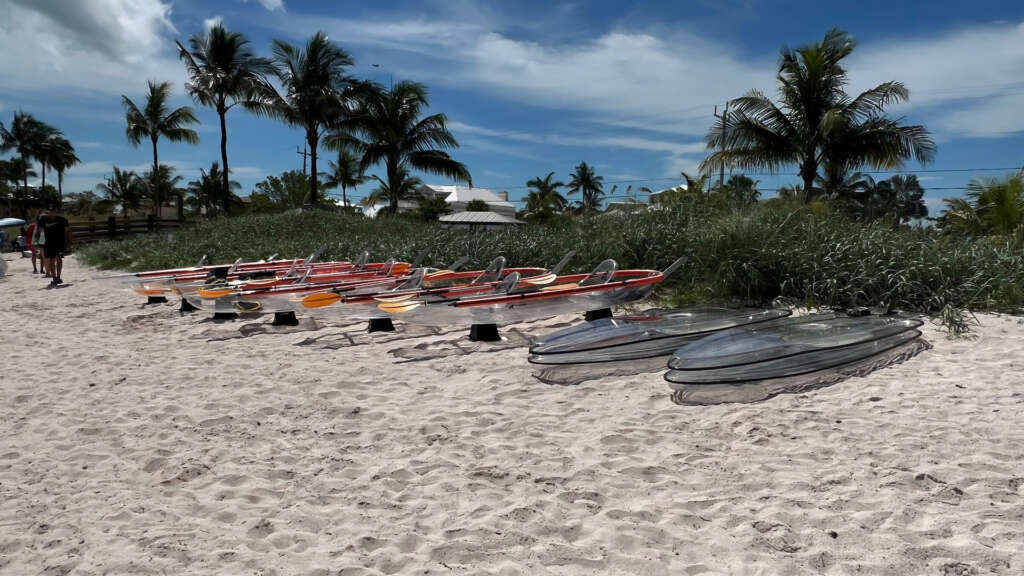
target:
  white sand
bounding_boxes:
[1,254,1022,575]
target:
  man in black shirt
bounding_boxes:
[40,204,70,286]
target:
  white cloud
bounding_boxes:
[0,0,184,96]
[846,21,1024,138]
[242,0,284,12]
[204,15,223,30]
[449,121,705,155]
[229,165,265,178]
[305,16,772,137]
[302,13,1024,140]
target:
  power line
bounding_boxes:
[460,166,1023,192]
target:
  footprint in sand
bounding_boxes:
[246,518,275,539]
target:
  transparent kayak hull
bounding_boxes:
[188,275,412,315]
[528,308,792,365]
[386,283,659,327]
[667,315,924,370]
[665,328,922,385]
[668,334,930,405]
[300,267,551,319]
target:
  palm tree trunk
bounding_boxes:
[219,108,230,216]
[801,160,816,204]
[342,183,347,209]
[41,162,46,191]
[387,159,398,215]
[151,137,160,218]
[57,171,63,201]
[308,132,318,207]
[21,154,29,219]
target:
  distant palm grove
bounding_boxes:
[2,27,1023,238]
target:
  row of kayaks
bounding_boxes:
[529,308,929,404]
[100,253,929,404]
[100,251,684,325]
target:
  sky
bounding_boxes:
[1,0,1023,213]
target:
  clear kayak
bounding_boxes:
[182,261,418,314]
[529,307,792,365]
[193,255,557,317]
[379,258,683,327]
[296,254,573,321]
[664,314,928,404]
[666,315,924,372]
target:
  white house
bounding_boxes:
[362,184,517,221]
[417,185,517,218]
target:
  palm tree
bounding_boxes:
[323,144,367,209]
[701,28,935,199]
[367,164,422,213]
[142,164,186,218]
[567,161,604,214]
[966,176,1024,235]
[938,197,983,236]
[44,135,79,200]
[330,81,471,214]
[35,127,65,193]
[178,24,269,215]
[123,81,200,217]
[187,162,240,216]
[0,111,55,199]
[888,174,927,221]
[722,174,760,204]
[359,190,385,215]
[96,167,145,216]
[248,32,357,207]
[523,172,567,222]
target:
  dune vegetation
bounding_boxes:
[79,198,1024,334]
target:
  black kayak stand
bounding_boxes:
[273,311,299,326]
[470,323,501,342]
[368,318,395,333]
[147,296,168,305]
[584,308,613,322]
[212,312,237,321]
[179,298,199,313]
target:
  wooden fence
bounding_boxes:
[71,216,183,244]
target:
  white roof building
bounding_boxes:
[418,185,516,218]
[363,184,518,220]
[438,211,524,230]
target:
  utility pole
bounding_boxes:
[713,102,729,189]
[296,146,310,176]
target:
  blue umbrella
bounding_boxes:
[0,218,27,227]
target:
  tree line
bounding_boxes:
[114,26,470,218]
[0,112,80,217]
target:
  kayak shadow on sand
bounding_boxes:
[387,327,536,363]
[197,316,321,341]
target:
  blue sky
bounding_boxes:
[1,0,1023,213]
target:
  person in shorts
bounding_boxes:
[39,204,71,286]
[25,220,40,272]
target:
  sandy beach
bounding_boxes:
[1,254,1022,575]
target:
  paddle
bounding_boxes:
[423,255,469,280]
[378,272,522,314]
[300,256,460,309]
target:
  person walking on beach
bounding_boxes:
[39,204,70,286]
[25,220,39,273]
[32,213,48,276]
